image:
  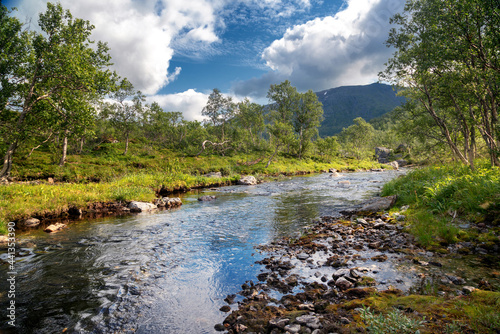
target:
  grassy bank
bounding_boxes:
[0,144,387,234]
[381,161,500,249]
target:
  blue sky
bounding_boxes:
[4,0,405,120]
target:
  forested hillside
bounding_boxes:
[316,83,405,136]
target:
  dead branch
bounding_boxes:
[196,140,230,157]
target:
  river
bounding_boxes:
[0,170,403,333]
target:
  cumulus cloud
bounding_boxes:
[151,89,210,121]
[233,0,405,97]
[11,0,224,95]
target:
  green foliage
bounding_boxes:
[314,136,340,159]
[0,2,115,176]
[338,117,375,160]
[382,162,500,216]
[382,0,500,167]
[359,306,425,334]
[382,162,500,247]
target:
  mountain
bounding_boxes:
[315,83,405,136]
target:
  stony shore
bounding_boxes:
[218,198,500,333]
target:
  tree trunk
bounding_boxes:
[124,133,129,155]
[0,142,18,178]
[266,145,280,168]
[78,136,84,154]
[59,131,69,166]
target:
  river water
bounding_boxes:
[0,170,403,333]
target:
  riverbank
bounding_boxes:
[220,198,500,333]
[0,151,388,235]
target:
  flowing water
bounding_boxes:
[0,170,403,333]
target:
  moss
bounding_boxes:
[357,276,377,287]
[334,289,500,334]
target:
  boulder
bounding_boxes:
[163,197,182,208]
[129,201,157,213]
[44,223,67,233]
[330,172,341,177]
[387,161,399,170]
[359,195,397,213]
[335,277,353,290]
[295,315,321,329]
[328,168,337,173]
[238,175,257,185]
[396,159,408,167]
[284,324,301,333]
[198,195,216,201]
[19,218,41,228]
[332,268,351,279]
[296,252,310,260]
[375,147,392,163]
[269,318,290,329]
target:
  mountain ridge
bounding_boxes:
[315,82,405,136]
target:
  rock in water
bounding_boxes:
[129,201,158,212]
[198,195,216,201]
[238,175,257,185]
[44,223,67,233]
[19,218,41,228]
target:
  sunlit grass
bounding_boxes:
[1,143,388,234]
[382,161,500,248]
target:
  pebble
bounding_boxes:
[297,252,310,260]
[284,324,301,333]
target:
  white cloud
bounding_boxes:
[11,0,224,95]
[150,89,210,121]
[234,0,406,97]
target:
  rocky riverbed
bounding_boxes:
[218,200,500,333]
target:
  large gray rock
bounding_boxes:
[129,201,157,212]
[335,276,353,290]
[396,159,408,167]
[295,315,321,329]
[238,175,257,185]
[375,147,392,163]
[385,161,399,170]
[359,195,397,212]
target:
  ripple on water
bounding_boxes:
[0,171,407,333]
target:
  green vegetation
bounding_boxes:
[359,306,425,334]
[0,141,385,234]
[318,83,405,137]
[382,163,500,248]
[340,289,500,334]
[381,0,500,168]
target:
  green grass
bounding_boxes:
[382,161,500,248]
[0,143,387,234]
